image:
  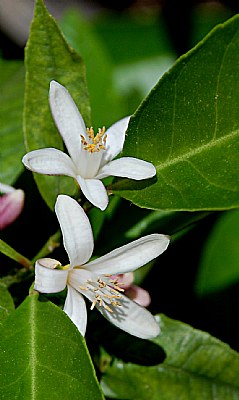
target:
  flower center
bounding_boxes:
[79,275,124,313]
[81,127,107,153]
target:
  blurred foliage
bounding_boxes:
[0,2,239,399]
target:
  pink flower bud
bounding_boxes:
[0,188,25,230]
[111,272,151,307]
[125,285,151,307]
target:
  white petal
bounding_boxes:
[100,116,130,167]
[68,269,159,338]
[34,258,68,293]
[55,195,94,267]
[97,292,160,339]
[49,81,85,166]
[0,182,15,194]
[86,234,170,275]
[96,157,156,180]
[64,285,87,336]
[22,148,76,178]
[77,150,103,179]
[76,176,108,211]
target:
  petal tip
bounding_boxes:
[50,80,60,90]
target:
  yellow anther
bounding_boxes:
[86,127,95,140]
[79,285,88,291]
[97,278,106,288]
[90,300,97,310]
[113,285,125,292]
[81,126,107,153]
[111,294,122,299]
[103,294,112,299]
[111,301,122,307]
[95,294,103,306]
[104,304,113,313]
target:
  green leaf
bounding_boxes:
[112,15,239,211]
[0,60,25,184]
[101,314,239,399]
[0,239,31,268]
[60,10,125,127]
[195,210,239,296]
[24,0,90,210]
[125,210,211,240]
[0,282,14,325]
[0,292,104,400]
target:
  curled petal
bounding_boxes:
[0,189,24,230]
[64,286,87,336]
[100,116,130,166]
[49,81,85,166]
[96,157,156,180]
[34,258,68,293]
[86,234,170,275]
[55,195,94,267]
[76,176,109,211]
[97,292,159,339]
[22,148,76,178]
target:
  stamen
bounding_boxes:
[111,301,122,307]
[81,126,107,153]
[90,300,97,310]
[79,285,88,291]
[104,304,113,313]
[82,275,124,313]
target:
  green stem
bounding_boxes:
[0,239,32,269]
[31,230,61,263]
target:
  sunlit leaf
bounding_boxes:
[0,282,14,325]
[101,314,239,399]
[0,61,25,184]
[112,15,239,211]
[24,0,90,209]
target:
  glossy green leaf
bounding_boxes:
[112,15,239,211]
[125,210,211,240]
[0,60,25,184]
[101,314,239,399]
[0,292,104,400]
[60,10,125,127]
[195,210,239,296]
[24,0,90,209]
[0,282,14,325]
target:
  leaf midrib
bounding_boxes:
[159,362,239,393]
[30,297,36,400]
[156,127,239,171]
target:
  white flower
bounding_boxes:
[22,81,156,210]
[35,195,170,339]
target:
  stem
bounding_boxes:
[31,230,61,263]
[0,239,32,269]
